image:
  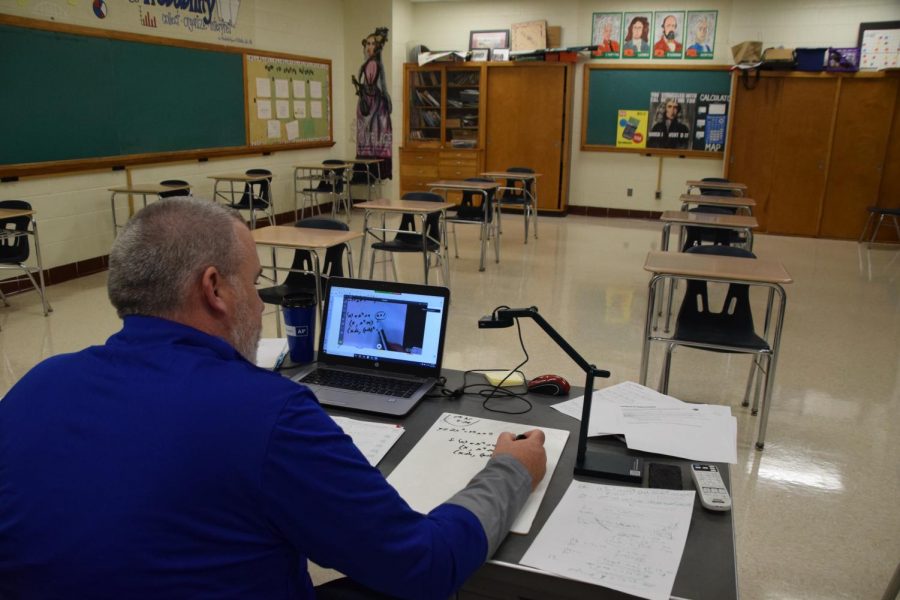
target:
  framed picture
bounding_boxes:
[591,12,623,59]
[652,11,685,59]
[685,11,717,59]
[857,21,900,70]
[491,48,510,62]
[470,49,490,62]
[469,29,510,50]
[622,12,652,59]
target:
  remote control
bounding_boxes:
[690,464,732,511]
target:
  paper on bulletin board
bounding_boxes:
[616,110,648,148]
[387,413,569,535]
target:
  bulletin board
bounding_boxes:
[246,53,332,146]
[581,64,732,158]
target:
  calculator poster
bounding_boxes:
[691,94,729,152]
[615,110,648,148]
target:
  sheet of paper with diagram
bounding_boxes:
[386,413,569,534]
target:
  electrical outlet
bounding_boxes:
[627,188,633,197]
[655,191,662,200]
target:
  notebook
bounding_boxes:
[291,277,450,417]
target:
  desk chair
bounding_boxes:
[496,166,538,242]
[0,200,52,317]
[157,179,191,199]
[350,161,382,203]
[368,192,447,285]
[657,245,770,416]
[257,217,351,336]
[301,161,349,221]
[682,178,745,251]
[446,177,498,269]
[858,206,900,245]
[232,169,275,229]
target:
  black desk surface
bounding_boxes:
[283,365,738,600]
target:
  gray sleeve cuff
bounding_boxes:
[444,454,533,558]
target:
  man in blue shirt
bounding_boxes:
[0,198,546,599]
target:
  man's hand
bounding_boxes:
[493,430,547,491]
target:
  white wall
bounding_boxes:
[406,0,900,211]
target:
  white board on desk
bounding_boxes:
[387,412,569,535]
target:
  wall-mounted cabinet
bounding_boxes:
[401,62,574,213]
[727,71,899,239]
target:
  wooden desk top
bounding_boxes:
[481,171,542,179]
[644,251,792,284]
[293,162,352,170]
[209,173,271,182]
[661,211,758,229]
[0,208,35,219]
[251,226,361,250]
[678,194,756,208]
[342,158,382,165]
[109,183,190,194]
[355,198,455,213]
[427,180,498,191]
[685,180,747,192]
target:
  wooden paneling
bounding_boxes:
[727,77,781,231]
[766,78,837,236]
[820,78,897,239]
[876,85,900,241]
[485,65,568,211]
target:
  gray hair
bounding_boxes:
[108,198,246,318]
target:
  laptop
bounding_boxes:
[291,277,450,417]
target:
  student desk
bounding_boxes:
[685,180,748,197]
[428,180,500,272]
[354,198,454,285]
[209,172,273,229]
[481,171,541,243]
[293,162,353,221]
[284,366,739,600]
[679,194,756,216]
[250,225,361,329]
[108,182,191,235]
[0,207,52,316]
[639,250,792,449]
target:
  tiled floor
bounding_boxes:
[1,214,898,599]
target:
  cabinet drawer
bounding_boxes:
[438,157,478,169]
[401,150,438,165]
[439,150,479,161]
[438,165,479,179]
[400,164,439,178]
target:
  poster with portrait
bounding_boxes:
[685,11,717,59]
[615,110,648,148]
[592,13,623,58]
[622,12,652,59]
[691,93,729,152]
[652,11,685,59]
[646,91,695,150]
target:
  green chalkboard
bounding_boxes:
[0,23,245,168]
[582,66,731,154]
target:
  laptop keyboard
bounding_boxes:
[300,368,421,398]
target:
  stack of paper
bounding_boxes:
[331,417,404,467]
[552,381,737,464]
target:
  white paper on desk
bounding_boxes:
[386,413,569,534]
[293,80,307,98]
[275,100,290,119]
[310,101,323,119]
[267,119,281,139]
[274,78,289,99]
[331,417,404,467]
[256,99,272,120]
[255,338,288,370]
[256,77,271,98]
[285,120,300,141]
[521,481,695,600]
[310,80,323,99]
[294,101,307,119]
[552,381,682,436]
[622,405,738,464]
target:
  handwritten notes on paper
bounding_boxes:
[387,413,570,534]
[521,481,695,600]
[331,416,404,467]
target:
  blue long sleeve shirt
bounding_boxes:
[0,316,494,599]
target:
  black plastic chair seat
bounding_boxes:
[232,197,270,210]
[672,322,769,351]
[867,206,900,216]
[371,235,440,253]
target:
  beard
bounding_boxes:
[230,277,262,364]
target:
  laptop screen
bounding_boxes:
[318,278,450,376]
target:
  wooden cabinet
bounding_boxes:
[400,62,573,213]
[727,71,899,239]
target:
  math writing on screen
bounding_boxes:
[345,310,386,335]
